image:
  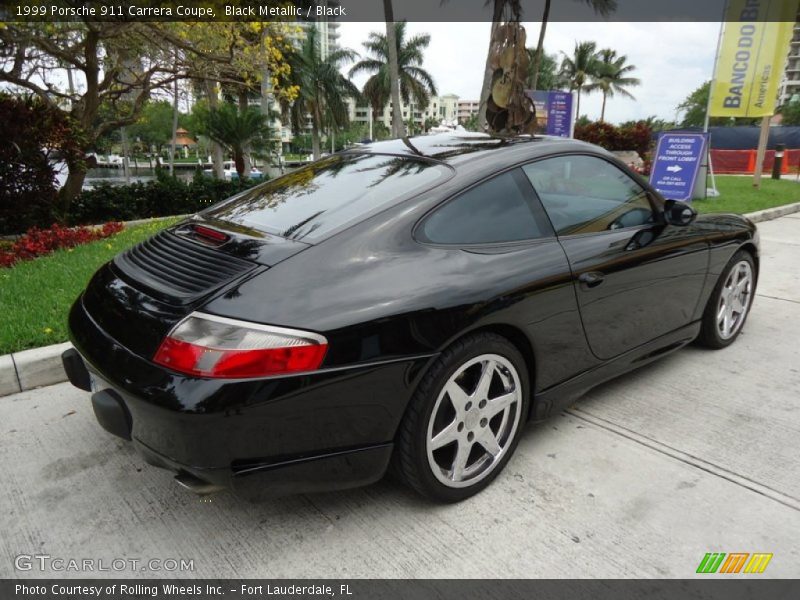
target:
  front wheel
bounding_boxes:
[395,333,529,502]
[697,250,756,349]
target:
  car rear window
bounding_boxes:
[204,154,452,242]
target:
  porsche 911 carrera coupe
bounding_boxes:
[63,133,758,502]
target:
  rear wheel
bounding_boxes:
[396,333,529,502]
[697,250,756,349]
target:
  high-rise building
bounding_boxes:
[780,20,800,106]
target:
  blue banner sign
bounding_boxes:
[650,132,708,202]
[527,90,574,137]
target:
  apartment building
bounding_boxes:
[346,93,461,130]
[457,100,480,123]
[780,20,800,105]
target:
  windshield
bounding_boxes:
[204,154,452,242]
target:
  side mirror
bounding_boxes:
[663,199,697,226]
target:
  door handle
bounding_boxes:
[578,271,605,287]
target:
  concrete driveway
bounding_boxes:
[1,215,798,579]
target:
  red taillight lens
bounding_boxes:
[153,313,328,379]
[191,225,229,243]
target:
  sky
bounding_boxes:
[337,21,721,124]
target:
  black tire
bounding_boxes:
[696,250,756,349]
[395,332,530,502]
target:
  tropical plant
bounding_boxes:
[284,27,360,159]
[128,100,175,154]
[462,113,481,131]
[349,21,438,136]
[205,103,272,177]
[529,0,617,91]
[591,48,640,121]
[525,48,562,90]
[780,100,800,125]
[559,41,601,118]
[423,116,440,132]
[0,94,88,234]
[676,81,744,128]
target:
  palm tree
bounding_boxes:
[559,41,600,119]
[591,48,640,121]
[205,103,272,178]
[349,22,438,137]
[383,0,404,137]
[529,0,617,91]
[284,27,360,159]
[525,47,563,90]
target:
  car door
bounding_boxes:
[416,168,595,390]
[521,154,709,360]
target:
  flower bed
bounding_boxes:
[0,222,123,268]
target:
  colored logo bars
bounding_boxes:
[696,552,773,574]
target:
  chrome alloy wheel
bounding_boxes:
[426,354,522,488]
[717,260,754,340]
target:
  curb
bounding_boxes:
[1,342,72,397]
[742,201,800,223]
[1,205,798,398]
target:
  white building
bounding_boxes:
[457,100,480,123]
[346,94,460,132]
[780,20,800,106]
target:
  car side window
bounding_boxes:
[419,170,548,245]
[521,155,655,236]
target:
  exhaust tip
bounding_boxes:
[174,471,225,496]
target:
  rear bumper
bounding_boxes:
[65,296,430,498]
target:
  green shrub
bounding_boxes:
[574,120,654,160]
[0,94,88,235]
[67,173,262,225]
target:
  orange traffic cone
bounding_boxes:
[746,149,756,173]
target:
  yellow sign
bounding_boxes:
[709,0,798,117]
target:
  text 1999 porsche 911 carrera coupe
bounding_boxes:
[63,133,758,502]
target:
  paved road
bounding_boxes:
[2,215,799,579]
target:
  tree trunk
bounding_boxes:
[238,90,252,178]
[600,92,607,122]
[169,76,179,176]
[120,126,131,183]
[234,149,245,178]
[261,63,282,174]
[383,0,404,138]
[576,87,582,120]
[531,0,551,91]
[311,106,322,160]
[59,167,87,220]
[57,31,100,212]
[204,80,225,179]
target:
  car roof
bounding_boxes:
[346,132,606,167]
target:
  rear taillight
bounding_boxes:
[153,313,328,379]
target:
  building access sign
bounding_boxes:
[526,91,574,137]
[649,133,708,202]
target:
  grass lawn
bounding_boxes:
[692,175,800,214]
[0,218,179,355]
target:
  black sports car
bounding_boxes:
[63,133,758,502]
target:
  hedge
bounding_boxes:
[66,170,262,226]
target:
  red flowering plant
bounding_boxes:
[0,222,123,268]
